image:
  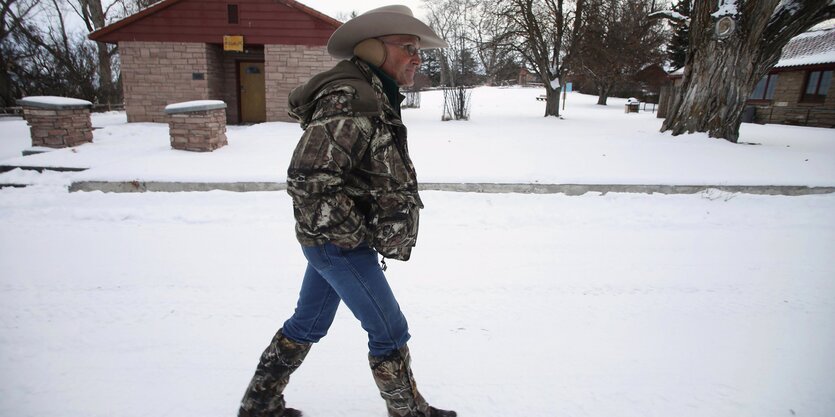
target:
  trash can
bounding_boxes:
[741,106,756,123]
[625,98,640,114]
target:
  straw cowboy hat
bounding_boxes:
[327,5,448,59]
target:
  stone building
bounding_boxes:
[746,27,835,128]
[89,0,341,124]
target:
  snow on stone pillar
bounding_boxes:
[17,96,94,148]
[625,97,640,114]
[163,100,228,152]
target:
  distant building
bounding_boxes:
[518,67,537,86]
[89,0,341,124]
[746,27,835,127]
[660,26,835,128]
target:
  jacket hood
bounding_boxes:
[288,59,382,127]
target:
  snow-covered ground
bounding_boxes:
[2,87,834,187]
[1,188,833,417]
[1,88,834,417]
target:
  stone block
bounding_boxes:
[26,109,58,117]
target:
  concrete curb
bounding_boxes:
[66,181,835,196]
[419,183,835,196]
[69,181,285,193]
[0,165,88,173]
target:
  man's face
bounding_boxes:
[379,35,422,87]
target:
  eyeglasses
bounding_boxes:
[380,40,420,57]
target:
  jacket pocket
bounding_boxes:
[370,194,420,260]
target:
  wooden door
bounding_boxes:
[239,62,266,123]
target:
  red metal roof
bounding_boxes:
[89,0,341,45]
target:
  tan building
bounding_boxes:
[89,0,341,124]
[746,27,835,127]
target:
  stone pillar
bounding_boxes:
[17,96,94,148]
[164,100,228,152]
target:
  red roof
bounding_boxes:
[89,0,341,46]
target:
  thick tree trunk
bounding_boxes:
[79,0,117,103]
[661,4,770,143]
[95,40,115,103]
[544,85,561,117]
[596,84,609,105]
[660,0,835,143]
[0,53,14,107]
[661,43,762,143]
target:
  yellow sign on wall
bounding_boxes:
[224,35,244,52]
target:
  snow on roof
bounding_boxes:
[775,27,835,68]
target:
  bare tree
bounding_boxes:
[3,0,100,101]
[334,10,358,23]
[466,0,518,86]
[569,0,667,105]
[501,0,585,117]
[0,0,154,107]
[69,0,121,103]
[424,0,470,86]
[0,0,37,106]
[658,1,835,143]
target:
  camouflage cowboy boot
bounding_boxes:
[238,329,312,417]
[369,345,457,417]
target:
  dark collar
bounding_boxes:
[367,63,403,116]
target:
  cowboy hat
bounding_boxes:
[327,5,448,59]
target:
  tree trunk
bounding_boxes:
[0,52,14,107]
[596,84,609,105]
[438,49,452,87]
[78,0,116,103]
[660,0,835,143]
[661,45,761,142]
[544,85,561,117]
[95,41,115,103]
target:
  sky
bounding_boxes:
[45,0,430,35]
[290,0,428,21]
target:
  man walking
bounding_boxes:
[238,5,456,417]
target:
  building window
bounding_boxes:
[750,74,779,100]
[801,70,832,103]
[228,4,239,24]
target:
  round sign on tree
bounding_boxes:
[715,16,736,39]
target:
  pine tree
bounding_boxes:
[667,0,690,70]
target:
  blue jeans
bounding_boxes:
[282,242,411,357]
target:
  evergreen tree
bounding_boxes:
[667,0,691,70]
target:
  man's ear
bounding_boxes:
[353,39,387,67]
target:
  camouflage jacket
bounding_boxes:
[286,58,423,261]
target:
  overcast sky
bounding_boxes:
[47,1,429,34]
[296,0,429,21]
